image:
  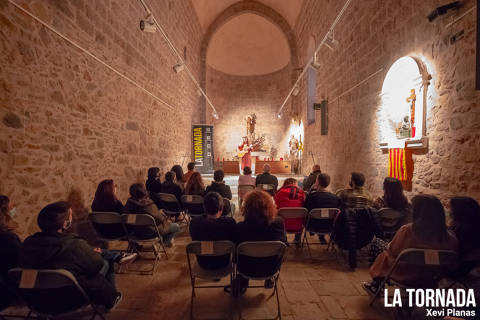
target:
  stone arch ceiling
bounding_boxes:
[206,13,291,76]
[192,0,303,31]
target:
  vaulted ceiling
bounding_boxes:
[192,0,304,76]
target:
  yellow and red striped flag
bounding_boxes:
[389,148,407,181]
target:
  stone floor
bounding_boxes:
[2,174,395,319]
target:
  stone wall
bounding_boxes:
[0,0,203,236]
[295,0,480,202]
[206,65,293,161]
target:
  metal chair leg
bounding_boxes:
[190,277,196,320]
[369,279,387,306]
[274,279,281,320]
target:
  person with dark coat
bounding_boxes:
[0,195,21,311]
[302,164,322,192]
[91,179,124,213]
[236,191,286,294]
[171,165,185,190]
[189,192,237,270]
[372,177,412,227]
[206,170,232,200]
[161,171,183,203]
[146,167,163,194]
[18,201,122,310]
[124,183,179,247]
[255,164,278,192]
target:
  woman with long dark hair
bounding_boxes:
[171,165,184,189]
[146,167,162,194]
[184,172,205,196]
[364,194,458,293]
[91,179,124,213]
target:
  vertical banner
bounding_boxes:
[192,124,214,174]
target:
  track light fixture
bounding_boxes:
[325,30,340,51]
[139,14,157,33]
[196,89,203,97]
[212,112,219,119]
[292,86,300,97]
[311,52,321,70]
[173,63,184,73]
[276,112,282,119]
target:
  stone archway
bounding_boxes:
[199,0,299,122]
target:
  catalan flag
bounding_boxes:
[389,148,407,181]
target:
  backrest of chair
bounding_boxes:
[278,207,308,219]
[222,198,233,216]
[238,185,255,200]
[305,208,340,234]
[309,208,341,220]
[236,241,286,279]
[89,212,126,240]
[378,208,404,228]
[121,214,159,241]
[8,268,89,315]
[256,184,275,191]
[158,193,182,212]
[181,195,204,215]
[186,240,235,257]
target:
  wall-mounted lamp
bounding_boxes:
[427,1,462,22]
[292,86,300,97]
[173,63,184,73]
[276,112,282,119]
[212,112,219,119]
[139,14,157,33]
[311,52,321,70]
[324,30,339,51]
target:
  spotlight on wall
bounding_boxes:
[139,15,157,33]
[173,63,185,73]
[212,112,219,119]
[277,112,282,119]
[427,1,462,22]
[311,52,321,70]
[292,86,300,97]
[196,89,203,97]
[324,30,339,51]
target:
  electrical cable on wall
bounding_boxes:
[277,0,354,117]
[139,0,219,118]
[7,0,175,111]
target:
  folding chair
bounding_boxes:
[157,193,186,223]
[8,268,105,320]
[377,208,404,241]
[277,207,308,247]
[121,214,168,274]
[223,198,235,217]
[302,208,340,256]
[369,248,458,306]
[89,212,128,242]
[186,241,235,319]
[256,184,275,196]
[181,195,204,221]
[236,241,287,320]
[238,185,255,208]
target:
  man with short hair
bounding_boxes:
[206,170,232,200]
[189,192,237,270]
[337,172,373,208]
[18,201,128,310]
[305,173,341,244]
[182,162,196,183]
[302,164,322,192]
[255,164,278,193]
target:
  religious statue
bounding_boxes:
[289,135,300,174]
[397,116,411,139]
[246,114,257,142]
[406,89,416,137]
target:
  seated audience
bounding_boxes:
[0,195,21,310]
[171,165,185,189]
[189,192,237,270]
[206,170,232,200]
[146,167,162,194]
[161,171,183,203]
[364,195,458,293]
[373,177,412,225]
[236,191,286,294]
[184,172,206,196]
[124,183,179,247]
[302,164,322,192]
[18,202,124,310]
[274,178,305,246]
[238,166,256,186]
[91,179,124,213]
[449,196,480,277]
[305,173,341,244]
[182,162,195,184]
[255,164,279,193]
[337,172,373,208]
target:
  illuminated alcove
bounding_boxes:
[378,56,433,149]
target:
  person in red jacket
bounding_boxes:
[274,178,305,246]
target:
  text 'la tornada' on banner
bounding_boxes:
[192,124,214,174]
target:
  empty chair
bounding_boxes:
[89,212,127,243]
[186,241,235,319]
[8,268,106,320]
[236,241,287,319]
[277,207,308,247]
[369,248,458,305]
[238,185,255,208]
[302,208,341,255]
[377,208,405,240]
[256,184,275,196]
[181,195,204,219]
[121,214,168,274]
[157,193,185,222]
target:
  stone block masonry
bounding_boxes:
[295,0,480,202]
[0,0,203,236]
